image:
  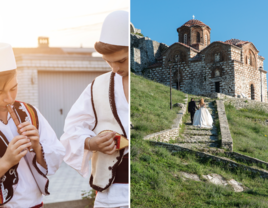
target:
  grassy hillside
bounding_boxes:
[131,74,268,208]
[225,103,268,162]
[131,73,186,139]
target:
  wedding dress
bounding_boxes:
[193,106,213,128]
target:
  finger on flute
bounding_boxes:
[7,104,32,151]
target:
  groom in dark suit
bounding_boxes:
[188,98,198,125]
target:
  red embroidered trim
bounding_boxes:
[0,132,19,206]
[30,202,43,208]
[0,189,3,204]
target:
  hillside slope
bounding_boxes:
[131,74,268,208]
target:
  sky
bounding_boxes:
[131,0,268,89]
[0,0,129,48]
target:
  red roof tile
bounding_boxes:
[224,39,249,47]
[177,42,200,52]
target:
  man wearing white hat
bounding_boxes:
[0,43,65,207]
[61,10,129,208]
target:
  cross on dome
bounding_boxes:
[193,15,195,19]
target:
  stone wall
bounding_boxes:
[225,98,268,113]
[217,100,233,151]
[145,58,236,97]
[144,95,188,142]
[131,34,168,75]
[230,47,241,62]
[150,141,268,178]
[131,33,267,102]
[234,60,267,102]
[226,152,268,169]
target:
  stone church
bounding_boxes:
[139,19,267,102]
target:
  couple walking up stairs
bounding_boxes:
[176,97,221,150]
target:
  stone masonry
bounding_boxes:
[131,34,168,75]
[131,19,267,102]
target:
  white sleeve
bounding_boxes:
[60,83,97,178]
[36,107,66,176]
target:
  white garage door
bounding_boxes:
[38,71,105,138]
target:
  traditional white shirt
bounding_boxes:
[60,73,129,208]
[0,107,65,208]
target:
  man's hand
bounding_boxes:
[2,135,31,169]
[18,122,47,170]
[18,122,40,152]
[85,132,117,155]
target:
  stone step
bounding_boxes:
[174,142,220,149]
[186,116,218,123]
[178,135,219,143]
[184,129,218,136]
[186,125,216,131]
[185,122,217,127]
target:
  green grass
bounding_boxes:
[225,103,268,162]
[131,74,268,207]
[131,73,185,139]
[131,139,268,208]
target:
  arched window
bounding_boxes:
[205,35,208,46]
[215,53,220,62]
[250,84,255,100]
[196,32,200,43]
[184,34,187,44]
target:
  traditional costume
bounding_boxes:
[60,11,129,208]
[0,43,65,208]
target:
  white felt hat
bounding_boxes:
[99,10,129,46]
[0,43,16,72]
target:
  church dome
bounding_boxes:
[181,19,208,27]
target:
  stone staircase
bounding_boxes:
[176,98,221,150]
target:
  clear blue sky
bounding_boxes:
[131,0,268,89]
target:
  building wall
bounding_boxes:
[16,67,38,107]
[131,32,267,102]
[230,47,242,62]
[15,55,110,108]
[131,34,168,75]
[145,57,236,97]
[233,52,267,102]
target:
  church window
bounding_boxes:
[215,69,220,77]
[175,55,179,62]
[215,53,220,62]
[184,34,187,44]
[248,57,251,65]
[205,35,208,46]
[251,84,255,100]
[197,32,200,43]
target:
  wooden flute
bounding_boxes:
[6,104,32,151]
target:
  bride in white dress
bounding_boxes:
[193,98,213,128]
